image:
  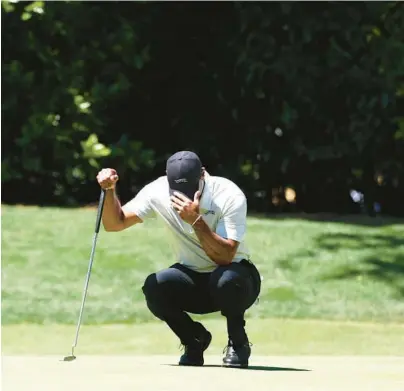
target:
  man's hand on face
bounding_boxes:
[171,191,201,225]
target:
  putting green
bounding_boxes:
[2,355,404,391]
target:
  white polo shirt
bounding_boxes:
[123,172,251,272]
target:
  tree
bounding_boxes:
[2,1,403,215]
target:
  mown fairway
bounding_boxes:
[3,318,404,355]
[2,205,404,325]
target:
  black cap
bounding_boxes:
[166,151,202,200]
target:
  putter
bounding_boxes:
[63,189,106,362]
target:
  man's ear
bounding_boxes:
[201,167,205,179]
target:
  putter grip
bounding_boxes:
[95,189,106,233]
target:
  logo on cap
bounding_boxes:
[174,178,188,183]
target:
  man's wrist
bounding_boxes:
[192,215,208,231]
[192,214,203,227]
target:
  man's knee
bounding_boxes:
[142,273,160,301]
[209,264,257,314]
[142,272,169,320]
[210,267,247,300]
[142,266,191,302]
[142,270,175,319]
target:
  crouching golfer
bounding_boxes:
[97,151,261,368]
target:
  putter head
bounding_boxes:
[63,355,76,362]
[62,346,77,362]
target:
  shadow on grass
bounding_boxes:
[321,255,404,297]
[316,233,404,251]
[276,232,404,298]
[164,364,310,372]
[249,212,404,227]
[319,233,404,297]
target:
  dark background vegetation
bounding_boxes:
[2,1,404,215]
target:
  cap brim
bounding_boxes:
[169,184,198,200]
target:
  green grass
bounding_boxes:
[2,205,404,324]
[3,319,404,355]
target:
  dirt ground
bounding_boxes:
[2,355,404,391]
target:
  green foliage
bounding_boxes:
[2,1,155,204]
[81,133,111,169]
[2,2,403,212]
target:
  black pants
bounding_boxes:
[142,260,261,346]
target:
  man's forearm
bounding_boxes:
[192,217,235,265]
[102,189,125,231]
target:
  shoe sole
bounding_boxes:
[179,362,204,367]
[222,362,249,369]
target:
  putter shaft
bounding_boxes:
[72,231,99,350]
[64,190,106,362]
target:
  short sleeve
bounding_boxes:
[215,194,247,242]
[122,183,156,221]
